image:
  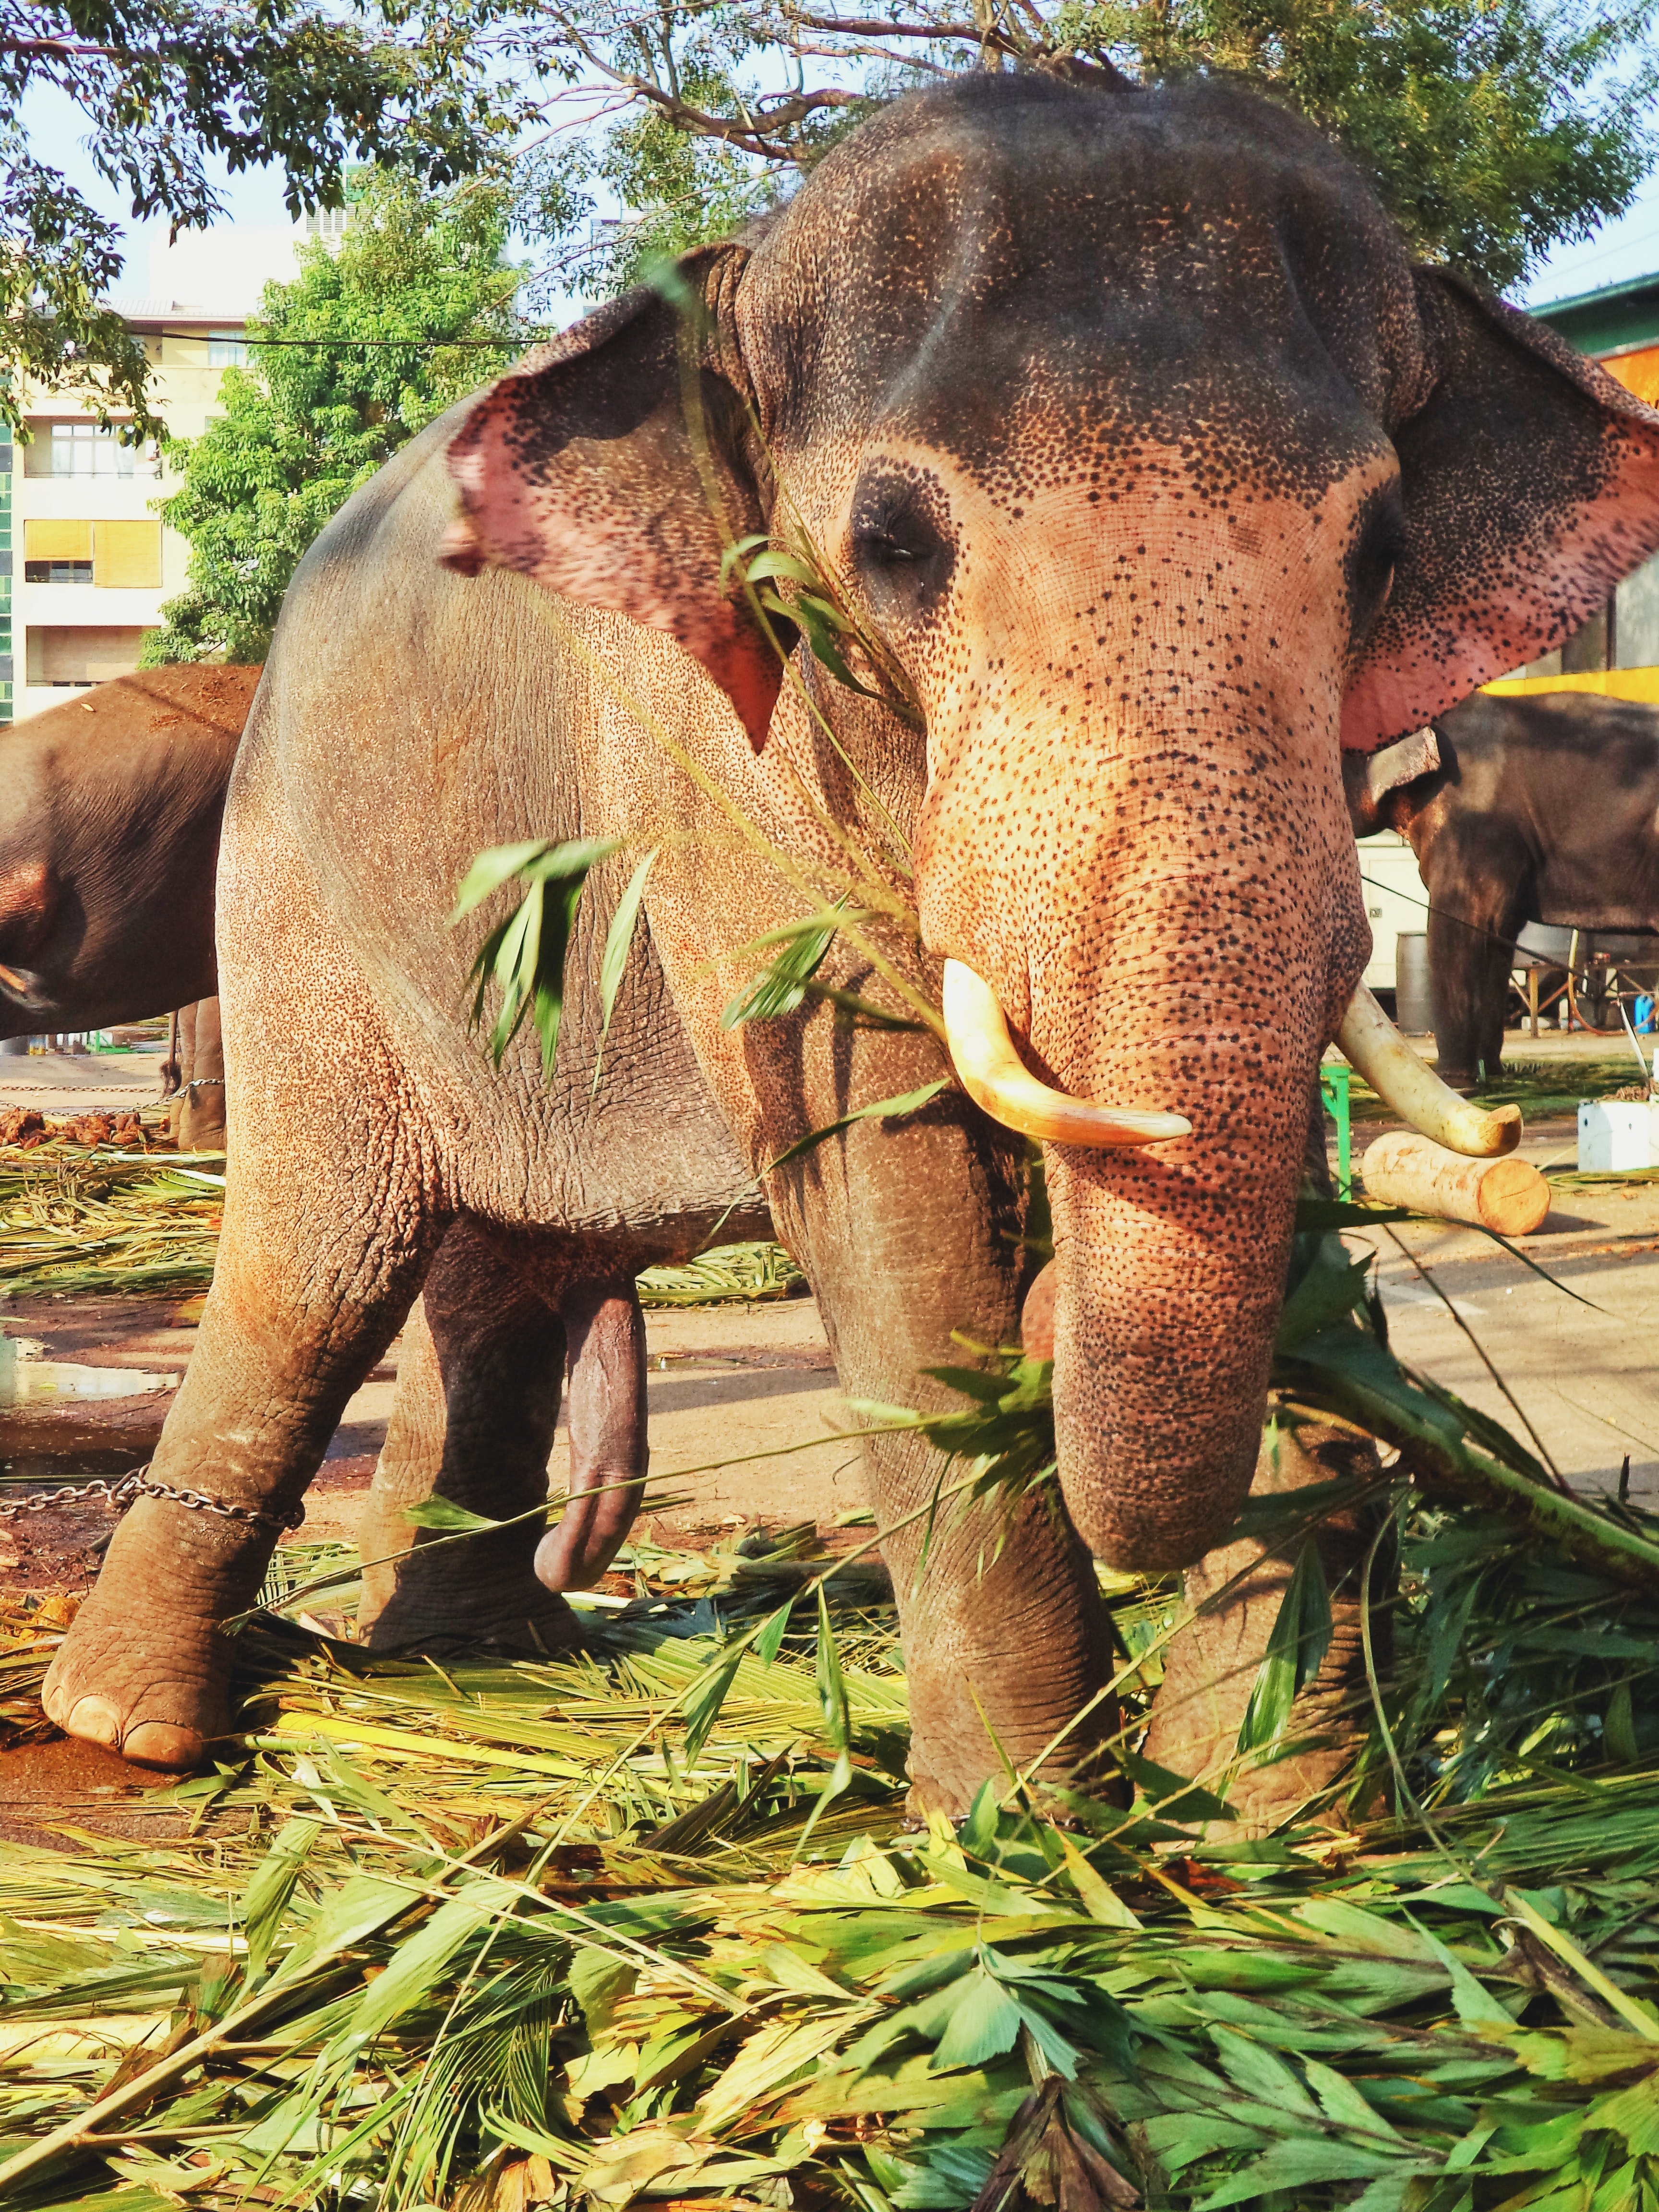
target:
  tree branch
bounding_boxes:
[782,10,1136,84]
[0,36,127,55]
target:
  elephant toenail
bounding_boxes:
[121,1722,206,1771]
[63,1697,125,1751]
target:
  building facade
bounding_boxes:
[2,308,252,725]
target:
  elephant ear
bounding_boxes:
[1344,268,1659,752]
[441,246,781,749]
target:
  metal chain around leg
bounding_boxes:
[0,1463,302,1533]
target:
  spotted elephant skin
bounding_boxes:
[44,75,1659,1812]
[1348,691,1659,1087]
[0,667,255,1043]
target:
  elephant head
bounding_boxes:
[442,76,1659,1574]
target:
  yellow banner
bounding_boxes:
[1482,667,1659,703]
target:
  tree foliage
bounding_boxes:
[140,171,525,667]
[509,0,1659,297]
[0,0,512,435]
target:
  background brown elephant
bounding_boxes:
[0,668,254,1048]
[43,75,1659,1812]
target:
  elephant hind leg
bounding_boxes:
[43,1097,440,1767]
[176,995,226,1152]
[357,1218,585,1655]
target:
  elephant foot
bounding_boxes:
[43,1584,232,1771]
[42,1495,274,1769]
[1143,1419,1388,1838]
[357,1556,583,1657]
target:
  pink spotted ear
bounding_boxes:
[1344,269,1659,752]
[442,250,782,750]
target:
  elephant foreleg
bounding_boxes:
[1425,833,1527,1091]
[1141,1415,1388,1834]
[770,1104,1118,1820]
[1142,1092,1393,1832]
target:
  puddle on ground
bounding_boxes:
[0,1415,161,1491]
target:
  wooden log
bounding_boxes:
[1359,1131,1551,1236]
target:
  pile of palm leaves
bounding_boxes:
[0,1147,801,1307]
[5,1495,1659,2212]
[634,1245,804,1308]
[0,1152,226,1298]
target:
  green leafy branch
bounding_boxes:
[452,837,668,1091]
[721,530,923,731]
[450,836,620,1077]
[719,902,926,1034]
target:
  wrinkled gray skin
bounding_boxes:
[1347,692,1659,1086]
[0,669,254,1044]
[43,76,1659,1814]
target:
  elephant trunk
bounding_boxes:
[1041,1058,1314,1571]
[925,744,1356,1574]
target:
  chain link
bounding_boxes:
[0,1470,144,1520]
[0,1462,303,1532]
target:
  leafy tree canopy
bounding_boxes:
[512,0,1659,298]
[140,169,525,666]
[7,0,1653,446]
[1,0,515,435]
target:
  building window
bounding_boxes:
[26,626,148,685]
[22,421,160,480]
[303,204,350,240]
[24,561,94,584]
[21,519,161,589]
[207,329,247,366]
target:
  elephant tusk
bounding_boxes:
[1336,983,1520,1157]
[941,959,1191,1148]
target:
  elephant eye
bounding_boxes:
[856,531,918,567]
[1347,486,1407,640]
[850,468,955,619]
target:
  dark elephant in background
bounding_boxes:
[0,667,257,1146]
[1346,691,1659,1087]
[0,667,255,1049]
[42,74,1659,1812]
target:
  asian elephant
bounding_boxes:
[1346,691,1659,1087]
[0,668,658,1641]
[43,73,1659,1812]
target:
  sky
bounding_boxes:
[28,75,1659,321]
[1520,180,1659,309]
